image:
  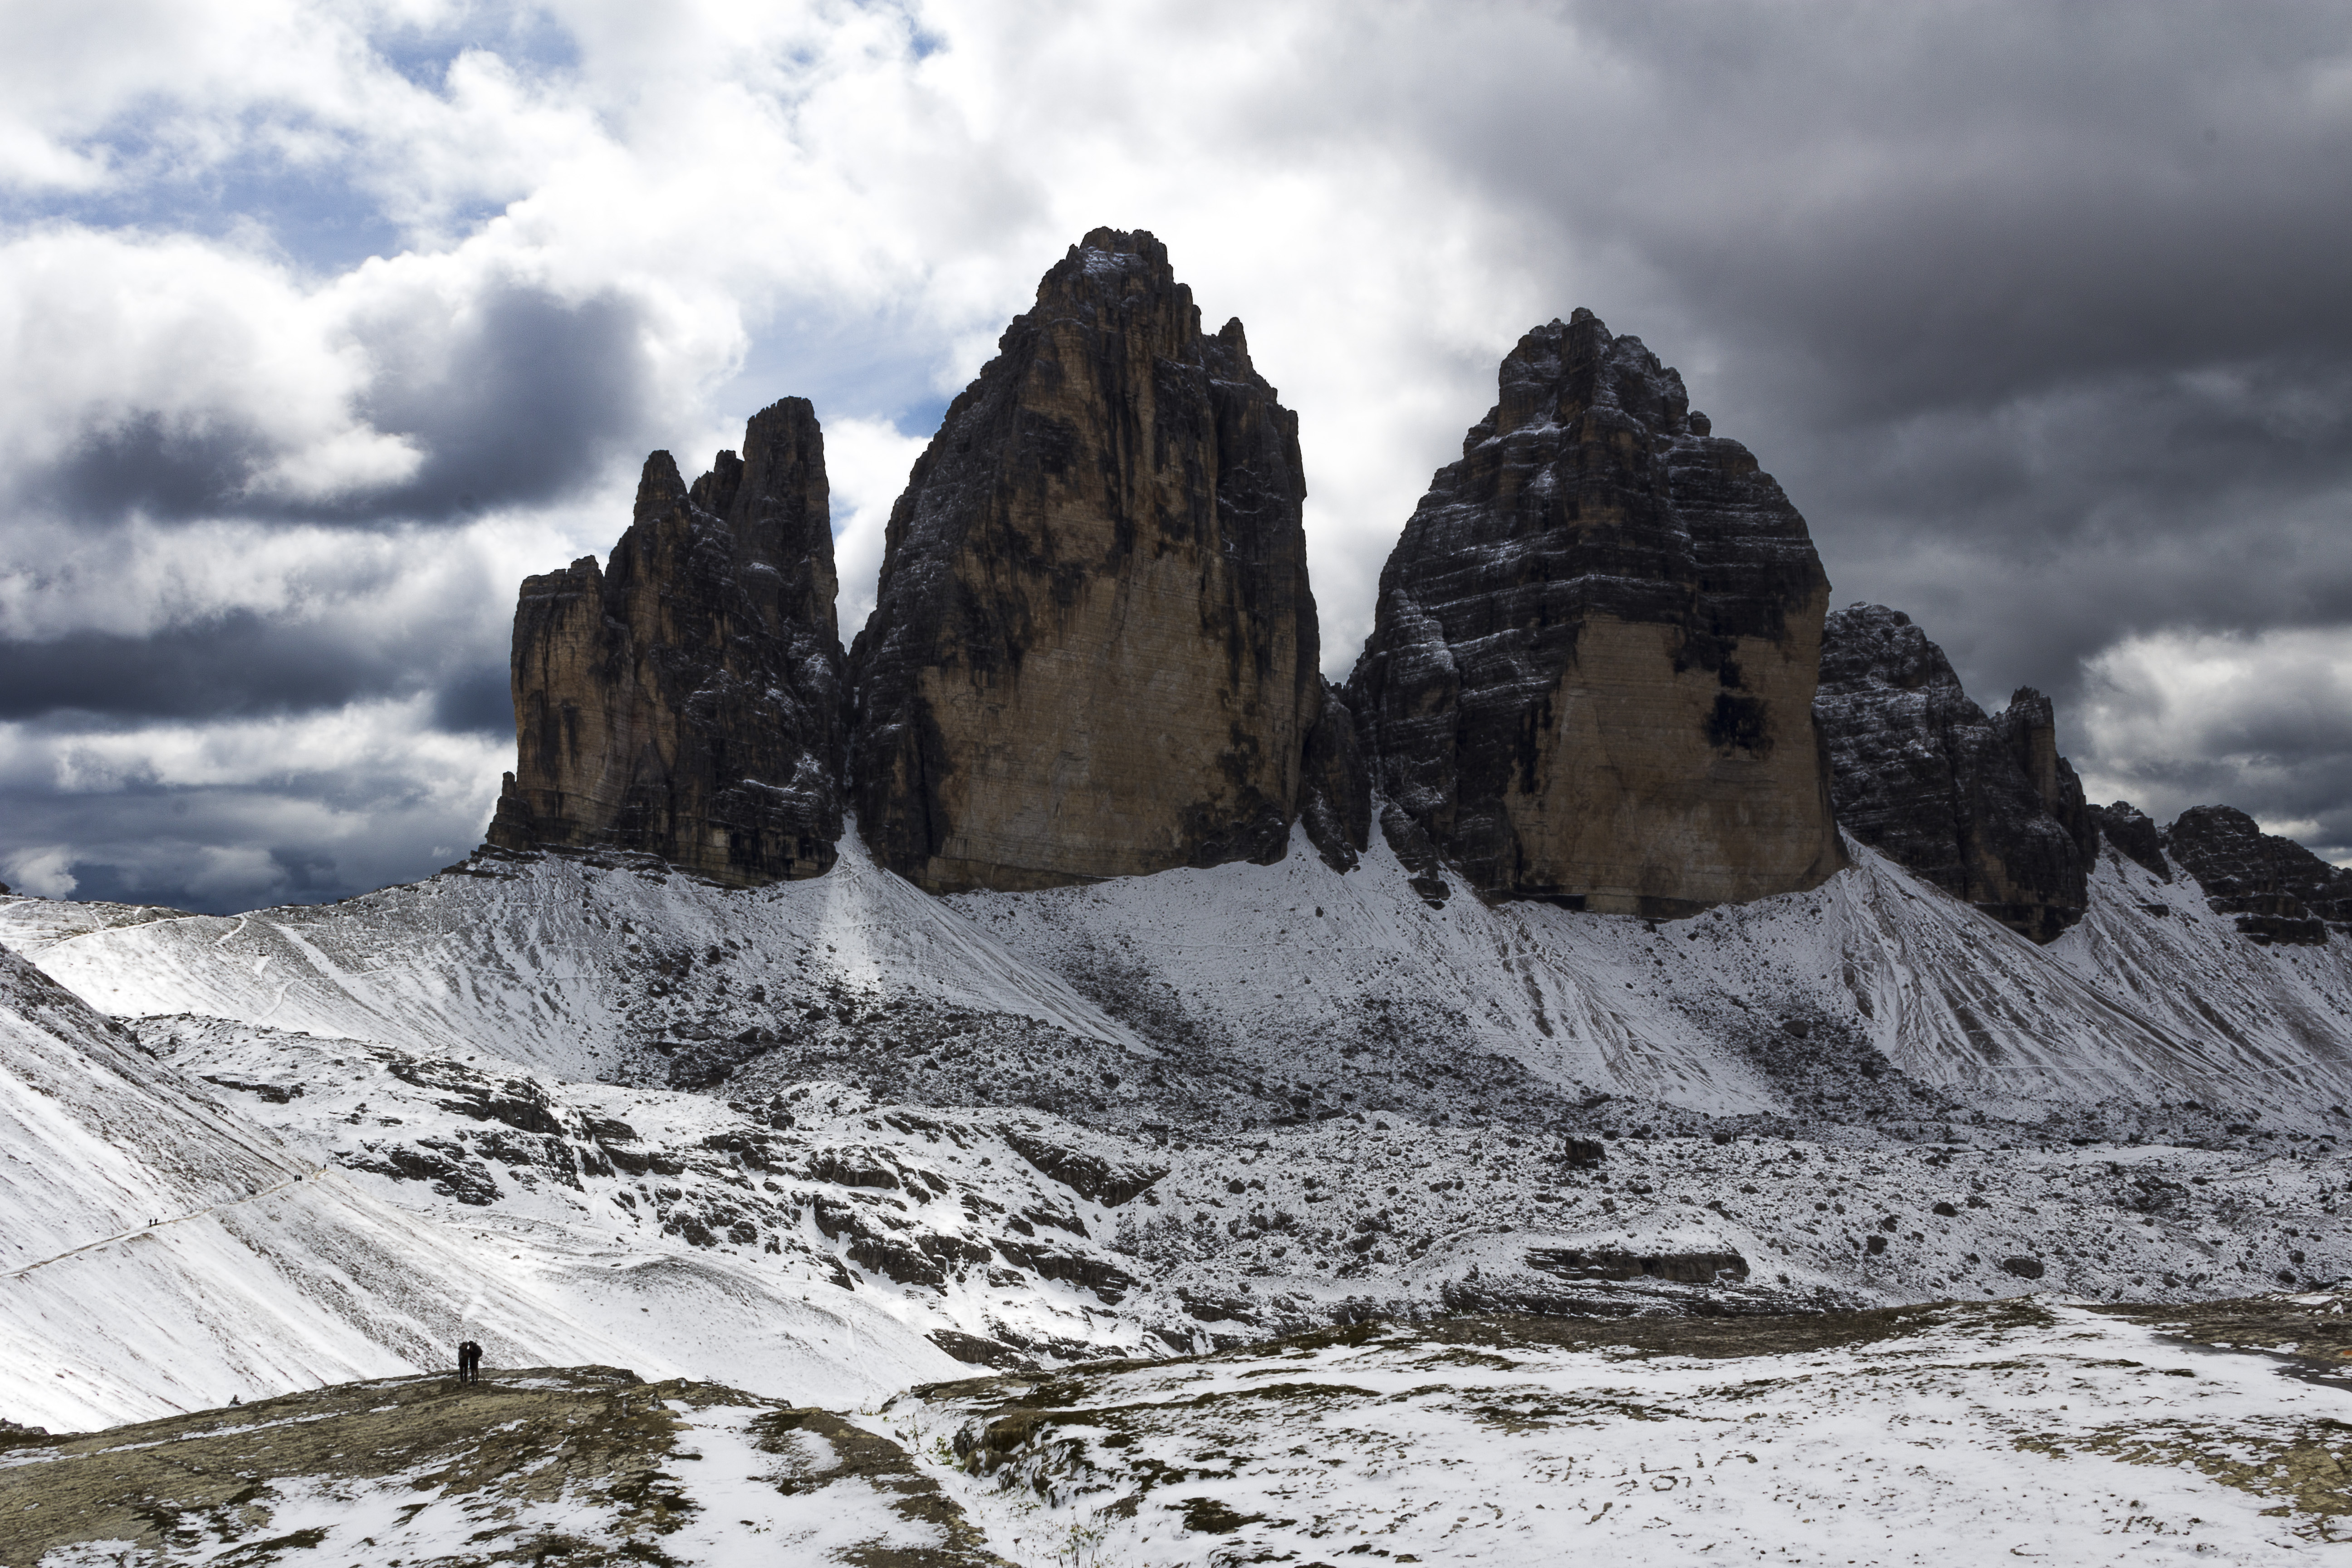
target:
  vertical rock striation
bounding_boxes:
[847,228,1338,893]
[487,398,844,883]
[2162,804,2352,945]
[1813,603,2093,942]
[1344,310,1844,917]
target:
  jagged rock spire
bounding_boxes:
[488,397,844,883]
[1813,603,2094,942]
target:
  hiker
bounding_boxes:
[457,1339,483,1384]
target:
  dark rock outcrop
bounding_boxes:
[847,228,1332,893]
[1345,310,1844,917]
[1299,680,1371,874]
[487,398,844,883]
[1813,604,2094,942]
[2087,801,2170,882]
[2164,804,2352,945]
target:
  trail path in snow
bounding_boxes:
[2,1164,333,1280]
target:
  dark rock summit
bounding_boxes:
[487,398,844,884]
[1813,604,2094,942]
[2087,801,2170,882]
[1344,310,1844,918]
[2163,804,2352,945]
[847,228,1338,893]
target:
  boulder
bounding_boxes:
[847,228,1337,892]
[1813,604,2094,942]
[487,398,844,883]
[1345,310,1844,917]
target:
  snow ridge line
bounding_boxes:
[3,1165,330,1281]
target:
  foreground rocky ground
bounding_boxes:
[5,1294,2346,1566]
[892,1294,2352,1565]
[0,1366,996,1567]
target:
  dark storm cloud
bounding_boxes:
[23,279,657,528]
[1337,1,2352,836]
[0,779,462,913]
[1792,354,2352,686]
[35,414,271,524]
[352,281,658,521]
[0,614,382,719]
[429,662,513,736]
[0,611,511,735]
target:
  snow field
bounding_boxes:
[12,816,2352,1143]
[894,1299,2352,1564]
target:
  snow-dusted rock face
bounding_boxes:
[2165,804,2352,946]
[488,398,844,886]
[847,228,1338,893]
[1814,603,2095,943]
[2088,799,2171,882]
[1345,310,1844,918]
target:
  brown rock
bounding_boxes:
[1344,311,1844,917]
[847,229,1331,892]
[487,398,844,883]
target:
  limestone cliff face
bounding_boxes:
[1813,604,2093,942]
[1343,311,1844,918]
[847,229,1333,893]
[487,398,844,883]
[2163,804,2352,945]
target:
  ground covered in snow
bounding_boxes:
[894,1294,2352,1563]
[0,1366,987,1566]
[7,1295,2347,1565]
[8,812,2352,1559]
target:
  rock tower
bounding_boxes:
[1812,603,2093,941]
[847,229,1341,892]
[1346,310,1845,917]
[487,398,845,882]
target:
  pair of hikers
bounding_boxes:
[456,1339,484,1384]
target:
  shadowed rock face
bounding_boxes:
[2164,804,2352,945]
[1344,310,1844,918]
[487,398,843,884]
[847,228,1333,893]
[1813,604,2093,943]
[2087,801,2170,882]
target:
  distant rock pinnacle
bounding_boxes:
[2163,804,2352,945]
[1813,603,2093,942]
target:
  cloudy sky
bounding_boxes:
[2,0,2348,912]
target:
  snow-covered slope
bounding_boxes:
[13,818,2351,1132]
[0,946,955,1432]
[0,838,1141,1085]
[10,811,2352,1435]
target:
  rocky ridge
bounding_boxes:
[2163,804,2352,946]
[489,397,844,885]
[1345,309,1844,918]
[848,228,1339,894]
[1813,603,2096,942]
